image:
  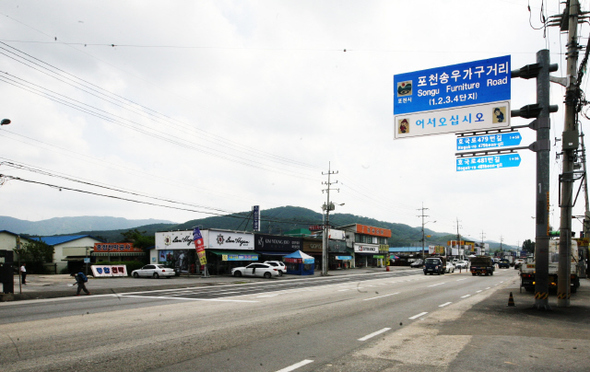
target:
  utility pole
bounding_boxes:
[558,0,581,307]
[418,204,429,260]
[321,162,339,276]
[455,218,462,257]
[512,49,558,310]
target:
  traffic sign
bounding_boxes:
[457,132,522,151]
[456,153,521,171]
[394,55,511,139]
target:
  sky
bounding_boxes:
[0,0,588,248]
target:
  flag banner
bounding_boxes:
[193,227,207,265]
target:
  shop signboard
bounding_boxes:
[222,253,258,261]
[255,233,302,252]
[204,229,254,250]
[354,244,379,254]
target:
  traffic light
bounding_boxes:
[511,50,559,119]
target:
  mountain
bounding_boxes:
[1,206,516,251]
[0,216,176,236]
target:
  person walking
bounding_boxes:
[71,271,90,295]
[20,263,27,285]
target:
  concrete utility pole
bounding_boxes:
[558,0,581,307]
[321,163,339,276]
[512,48,557,310]
[418,204,429,260]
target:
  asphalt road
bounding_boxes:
[1,267,589,371]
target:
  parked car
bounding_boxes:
[498,259,510,269]
[454,260,468,270]
[231,263,279,279]
[409,259,423,268]
[445,261,455,273]
[264,261,287,276]
[131,264,176,279]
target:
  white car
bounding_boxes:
[445,261,455,273]
[264,261,287,276]
[131,264,175,279]
[454,260,468,270]
[232,263,279,279]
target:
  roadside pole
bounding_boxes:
[558,0,580,307]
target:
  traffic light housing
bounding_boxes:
[511,53,559,119]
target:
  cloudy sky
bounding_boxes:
[0,0,587,247]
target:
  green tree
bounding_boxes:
[121,229,154,250]
[522,239,535,254]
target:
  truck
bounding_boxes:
[469,256,495,276]
[520,239,580,293]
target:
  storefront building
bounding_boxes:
[340,224,391,268]
[254,233,302,261]
[155,229,256,275]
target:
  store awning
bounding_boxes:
[62,256,87,261]
[208,250,259,261]
[255,251,291,256]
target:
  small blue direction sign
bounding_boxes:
[457,132,522,151]
[456,153,521,171]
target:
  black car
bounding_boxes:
[423,257,445,275]
[409,259,423,268]
[498,259,510,269]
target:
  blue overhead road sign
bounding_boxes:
[457,132,522,151]
[456,153,521,172]
[394,55,511,115]
[394,55,511,139]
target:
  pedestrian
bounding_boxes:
[20,263,27,285]
[70,271,90,295]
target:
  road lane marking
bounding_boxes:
[118,295,259,302]
[363,292,400,301]
[358,327,391,341]
[456,278,467,282]
[476,290,483,293]
[461,294,471,298]
[409,311,428,320]
[276,359,314,372]
[439,302,452,307]
[427,282,446,287]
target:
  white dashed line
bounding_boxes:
[439,302,452,307]
[358,327,391,341]
[409,311,428,320]
[276,359,314,372]
[461,294,471,299]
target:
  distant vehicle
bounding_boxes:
[264,261,287,276]
[232,263,279,279]
[445,261,455,273]
[514,259,524,270]
[454,260,468,270]
[423,257,445,275]
[409,259,423,268]
[132,264,175,279]
[470,256,495,276]
[498,259,510,269]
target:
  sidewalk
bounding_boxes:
[4,266,410,301]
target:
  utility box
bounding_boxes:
[0,250,15,294]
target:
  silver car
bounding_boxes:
[131,264,176,279]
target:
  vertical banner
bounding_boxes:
[253,205,260,232]
[193,227,207,265]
